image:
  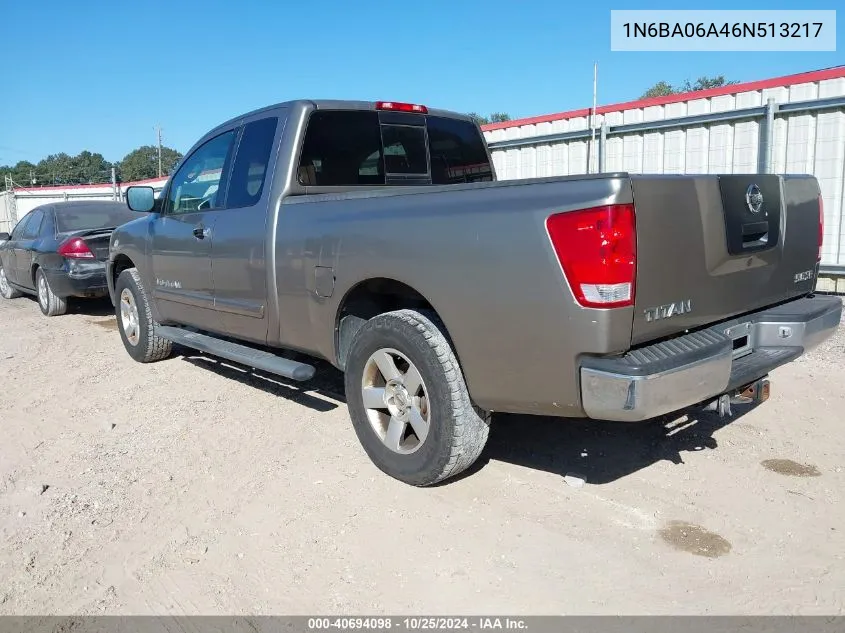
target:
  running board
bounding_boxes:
[155,326,316,382]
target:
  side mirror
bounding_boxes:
[126,186,156,212]
[0,232,9,241]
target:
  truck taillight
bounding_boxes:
[376,101,428,114]
[546,204,636,309]
[819,195,824,261]
[58,237,95,259]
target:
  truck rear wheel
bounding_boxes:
[344,309,491,486]
[115,267,172,363]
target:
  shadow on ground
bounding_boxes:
[467,405,754,485]
[69,297,115,317]
[180,354,345,413]
[175,349,754,485]
[20,294,116,317]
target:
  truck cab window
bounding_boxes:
[166,130,236,215]
[298,110,492,188]
[227,117,278,208]
[298,111,383,186]
[426,116,493,184]
[380,125,428,176]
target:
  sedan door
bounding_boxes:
[150,128,238,332]
[0,212,33,286]
[12,209,45,290]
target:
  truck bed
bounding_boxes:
[278,170,827,418]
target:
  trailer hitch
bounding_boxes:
[701,377,771,418]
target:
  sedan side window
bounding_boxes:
[21,210,44,240]
[165,130,237,215]
[10,213,33,240]
[39,210,56,238]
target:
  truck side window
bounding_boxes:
[298,111,383,186]
[426,116,494,184]
[165,130,236,215]
[226,117,278,208]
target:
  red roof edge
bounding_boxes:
[11,175,167,193]
[481,66,845,132]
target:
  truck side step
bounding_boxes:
[155,326,316,382]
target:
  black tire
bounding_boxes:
[344,309,491,487]
[0,261,22,299]
[115,267,172,363]
[35,268,68,316]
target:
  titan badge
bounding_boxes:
[644,299,692,323]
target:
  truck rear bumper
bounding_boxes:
[580,294,842,422]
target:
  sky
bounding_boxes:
[0,0,842,165]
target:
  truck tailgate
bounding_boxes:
[630,174,822,345]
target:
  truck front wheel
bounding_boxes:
[344,309,491,486]
[115,267,172,363]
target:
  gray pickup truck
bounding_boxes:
[106,98,842,486]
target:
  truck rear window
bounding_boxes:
[297,110,492,187]
[55,205,138,233]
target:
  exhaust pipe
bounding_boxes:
[702,377,770,418]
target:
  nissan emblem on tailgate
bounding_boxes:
[746,184,764,214]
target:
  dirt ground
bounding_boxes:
[1,293,843,616]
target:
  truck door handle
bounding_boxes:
[193,226,209,240]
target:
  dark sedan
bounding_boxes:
[0,200,139,316]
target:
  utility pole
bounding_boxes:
[111,167,117,200]
[155,125,163,177]
[588,62,598,174]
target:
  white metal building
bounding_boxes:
[481,66,845,286]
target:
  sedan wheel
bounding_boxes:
[35,269,67,316]
[37,274,49,307]
[0,264,21,299]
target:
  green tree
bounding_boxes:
[1,160,38,187]
[640,80,676,98]
[640,75,739,99]
[33,151,113,185]
[37,153,73,184]
[0,152,111,186]
[468,112,512,125]
[74,151,112,184]
[117,145,182,182]
[683,75,739,92]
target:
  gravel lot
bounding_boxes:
[1,293,843,615]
